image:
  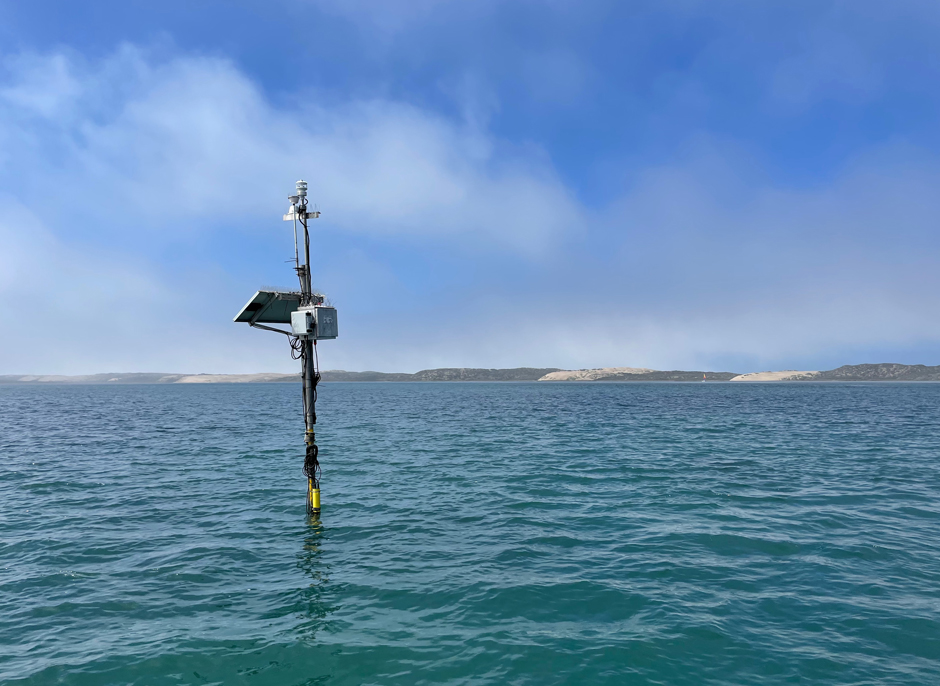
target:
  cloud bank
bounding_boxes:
[0,44,939,374]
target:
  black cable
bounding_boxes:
[290,334,322,491]
[305,340,322,489]
[289,335,304,360]
[304,443,321,488]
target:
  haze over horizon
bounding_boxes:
[2,1,940,376]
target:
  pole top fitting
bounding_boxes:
[296,180,308,198]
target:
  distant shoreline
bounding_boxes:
[3,363,940,384]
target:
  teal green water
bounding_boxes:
[2,382,939,685]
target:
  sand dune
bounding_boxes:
[729,371,820,381]
[175,373,297,383]
[539,367,656,381]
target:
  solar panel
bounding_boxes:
[233,290,302,324]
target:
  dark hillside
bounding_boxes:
[812,364,940,381]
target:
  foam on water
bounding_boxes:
[1,382,939,684]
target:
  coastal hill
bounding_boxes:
[814,363,940,381]
[2,363,939,384]
[728,364,940,382]
[538,363,940,382]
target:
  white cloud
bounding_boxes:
[0,52,82,118]
[0,47,582,253]
[0,196,313,375]
[0,199,167,372]
[321,141,940,373]
[0,46,584,373]
[1,46,939,375]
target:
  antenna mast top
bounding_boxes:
[286,179,319,300]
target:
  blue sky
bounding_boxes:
[2,0,940,374]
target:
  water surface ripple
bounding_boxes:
[1,383,939,684]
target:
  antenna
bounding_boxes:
[288,191,300,268]
[233,179,336,518]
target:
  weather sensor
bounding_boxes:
[233,180,336,517]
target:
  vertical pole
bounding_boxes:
[296,181,320,516]
[303,336,319,515]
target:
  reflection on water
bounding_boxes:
[295,516,335,640]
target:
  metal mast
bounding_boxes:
[289,180,323,516]
[233,180,335,518]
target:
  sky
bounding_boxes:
[1,0,940,374]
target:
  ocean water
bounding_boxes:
[1,382,939,685]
